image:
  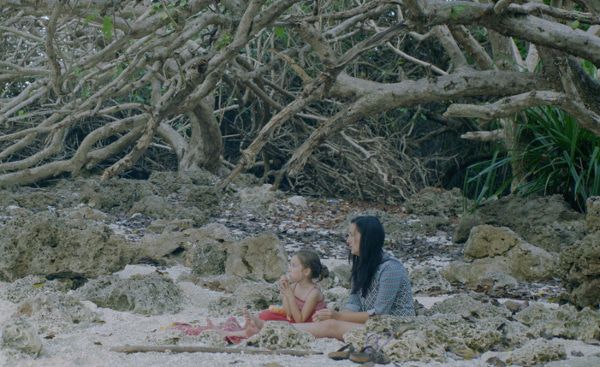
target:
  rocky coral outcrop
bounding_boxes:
[79,178,154,213]
[225,233,287,282]
[246,322,314,349]
[344,314,507,363]
[1,317,42,356]
[409,266,453,295]
[59,204,110,222]
[0,276,72,304]
[559,232,600,308]
[455,194,584,253]
[504,339,567,366]
[427,294,511,319]
[140,223,233,271]
[15,292,101,334]
[76,273,183,315]
[443,225,557,293]
[0,212,133,281]
[341,294,597,364]
[208,280,279,316]
[405,187,466,218]
[586,196,600,232]
[183,223,233,276]
[515,303,600,342]
[463,225,521,259]
[236,184,282,215]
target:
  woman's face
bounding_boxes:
[347,223,361,256]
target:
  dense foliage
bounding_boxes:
[464,107,600,212]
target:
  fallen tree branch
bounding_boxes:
[512,2,600,24]
[110,344,321,356]
[461,129,504,142]
[386,41,448,75]
[444,90,600,135]
[494,0,516,14]
[443,90,568,120]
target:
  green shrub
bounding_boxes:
[464,106,600,212]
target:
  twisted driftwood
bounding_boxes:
[110,344,320,357]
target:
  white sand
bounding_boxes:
[1,265,599,367]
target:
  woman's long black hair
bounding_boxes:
[349,216,385,297]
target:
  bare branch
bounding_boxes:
[444,91,568,120]
[407,0,600,66]
[434,25,468,70]
[386,42,448,75]
[444,90,600,135]
[449,26,494,70]
[101,114,158,180]
[45,4,63,96]
[513,2,600,24]
[461,129,505,142]
[494,0,516,14]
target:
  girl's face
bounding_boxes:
[288,255,310,282]
[347,223,361,256]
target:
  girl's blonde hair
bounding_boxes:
[294,249,329,281]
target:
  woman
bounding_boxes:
[245,215,414,340]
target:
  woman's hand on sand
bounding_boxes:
[312,308,338,322]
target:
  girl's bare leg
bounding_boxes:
[205,318,215,329]
[241,312,260,337]
[292,319,363,340]
[243,309,264,329]
[215,314,261,339]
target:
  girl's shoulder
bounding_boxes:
[295,284,322,300]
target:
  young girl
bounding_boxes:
[174,249,328,342]
[258,249,328,324]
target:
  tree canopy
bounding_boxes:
[1,0,599,200]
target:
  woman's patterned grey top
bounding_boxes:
[345,253,415,316]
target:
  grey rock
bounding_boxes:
[586,196,600,232]
[246,322,314,350]
[187,237,228,277]
[287,195,308,208]
[441,258,519,293]
[405,187,467,218]
[15,292,101,334]
[409,266,453,295]
[559,232,600,308]
[1,317,42,356]
[146,219,195,234]
[59,204,110,222]
[344,314,506,363]
[0,275,71,304]
[545,355,600,367]
[464,225,520,259]
[208,280,279,316]
[505,339,566,366]
[455,194,584,252]
[237,184,281,215]
[506,241,557,281]
[428,294,511,319]
[515,303,600,342]
[225,233,287,282]
[443,225,557,290]
[76,273,183,315]
[0,212,133,281]
[79,178,154,213]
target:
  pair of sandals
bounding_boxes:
[328,333,392,365]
